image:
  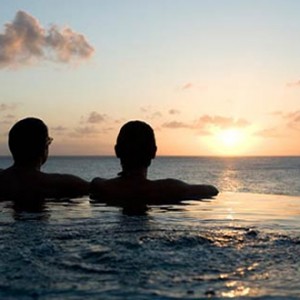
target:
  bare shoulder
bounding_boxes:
[90,177,119,191]
[90,176,133,202]
[0,168,44,201]
[0,169,14,198]
[41,172,89,197]
[42,172,87,182]
[0,167,37,184]
[91,176,110,186]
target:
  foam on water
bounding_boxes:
[0,192,300,299]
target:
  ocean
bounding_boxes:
[0,156,300,299]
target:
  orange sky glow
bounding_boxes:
[0,2,299,156]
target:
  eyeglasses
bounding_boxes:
[46,137,53,146]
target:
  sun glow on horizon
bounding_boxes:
[218,128,244,147]
[208,128,251,156]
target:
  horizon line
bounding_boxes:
[0,154,299,158]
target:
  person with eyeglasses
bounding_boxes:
[0,117,89,204]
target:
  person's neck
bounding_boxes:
[120,167,148,179]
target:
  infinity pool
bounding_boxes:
[1,192,300,299]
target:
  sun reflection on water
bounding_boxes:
[218,169,243,193]
[220,263,260,297]
[222,283,251,297]
[226,208,234,220]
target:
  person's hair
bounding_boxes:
[115,120,157,171]
[9,117,49,164]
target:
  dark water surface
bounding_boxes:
[0,157,300,298]
[1,192,300,299]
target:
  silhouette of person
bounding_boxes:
[0,117,89,203]
[90,120,218,204]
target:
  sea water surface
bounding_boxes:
[0,156,300,299]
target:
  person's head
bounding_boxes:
[115,120,157,171]
[9,117,52,166]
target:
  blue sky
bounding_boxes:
[0,1,300,156]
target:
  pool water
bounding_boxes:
[0,192,300,299]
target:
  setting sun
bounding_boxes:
[206,128,250,156]
[218,129,244,148]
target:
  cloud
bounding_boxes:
[268,110,300,130]
[254,111,300,138]
[286,80,300,87]
[254,128,283,138]
[80,111,108,125]
[270,111,283,116]
[283,110,300,130]
[0,114,16,125]
[162,121,192,129]
[114,118,126,124]
[71,126,99,138]
[73,111,117,138]
[162,120,212,136]
[195,115,250,129]
[140,106,162,119]
[269,110,300,130]
[0,11,94,68]
[162,115,251,137]
[51,125,68,131]
[50,125,68,135]
[4,114,15,119]
[182,83,193,90]
[149,111,162,119]
[180,82,207,91]
[0,103,18,111]
[70,124,115,138]
[284,110,300,122]
[86,111,107,124]
[169,109,180,115]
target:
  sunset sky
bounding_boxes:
[0,0,300,156]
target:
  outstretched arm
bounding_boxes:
[89,177,218,205]
[148,179,219,204]
[46,174,89,199]
[184,183,219,199]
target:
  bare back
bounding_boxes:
[0,167,89,203]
